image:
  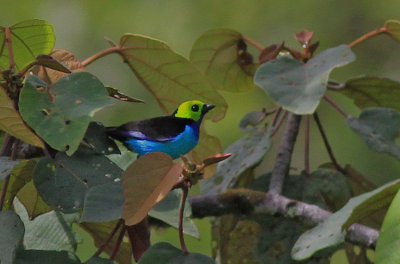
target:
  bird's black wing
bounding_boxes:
[106,116,193,142]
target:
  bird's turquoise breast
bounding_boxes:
[126,125,198,159]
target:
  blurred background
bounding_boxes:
[2,0,400,262]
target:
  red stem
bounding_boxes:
[348,27,387,48]
[304,115,310,176]
[179,185,189,255]
[110,225,126,260]
[93,219,123,258]
[242,36,264,51]
[271,110,288,137]
[81,46,122,67]
[5,28,15,70]
[324,95,349,118]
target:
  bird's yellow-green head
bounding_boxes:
[173,100,215,121]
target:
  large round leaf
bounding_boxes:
[118,34,227,122]
[0,19,55,71]
[254,44,355,114]
[19,72,113,155]
[190,28,256,92]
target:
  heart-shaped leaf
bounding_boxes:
[292,179,400,260]
[0,19,55,71]
[0,87,44,147]
[138,242,215,264]
[17,181,52,220]
[201,128,271,194]
[190,28,256,92]
[19,72,113,155]
[83,122,120,155]
[254,44,355,114]
[339,76,400,111]
[118,34,227,122]
[122,152,184,226]
[347,107,400,160]
[384,20,400,42]
[33,149,122,213]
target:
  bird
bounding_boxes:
[106,100,215,159]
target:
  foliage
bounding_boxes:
[0,17,399,264]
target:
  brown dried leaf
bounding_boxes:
[122,152,184,226]
[203,153,232,166]
[32,49,85,84]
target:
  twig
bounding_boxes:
[271,107,282,127]
[0,133,12,156]
[313,113,345,173]
[189,189,379,249]
[242,36,264,51]
[349,27,387,48]
[304,115,310,176]
[81,46,122,67]
[269,114,302,194]
[92,219,123,258]
[5,28,15,70]
[270,110,287,137]
[110,225,126,261]
[179,185,189,255]
[324,95,349,118]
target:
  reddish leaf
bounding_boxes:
[203,153,232,166]
[126,218,150,262]
[295,29,314,45]
[122,152,184,226]
[258,42,284,64]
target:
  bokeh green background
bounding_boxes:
[2,0,400,263]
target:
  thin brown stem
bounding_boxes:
[93,219,123,258]
[17,60,38,78]
[179,185,189,255]
[313,113,345,173]
[349,27,387,48]
[0,134,12,156]
[270,110,288,137]
[242,36,264,51]
[324,95,349,118]
[81,46,122,67]
[5,28,15,70]
[271,107,282,127]
[304,115,310,176]
[110,225,126,260]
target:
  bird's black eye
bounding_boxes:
[191,104,199,112]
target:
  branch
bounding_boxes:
[189,189,378,249]
[269,113,302,194]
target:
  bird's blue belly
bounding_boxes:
[126,125,198,159]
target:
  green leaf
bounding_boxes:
[0,211,24,264]
[190,28,256,92]
[0,19,55,71]
[14,199,79,252]
[239,110,268,132]
[81,182,123,223]
[0,157,19,181]
[201,128,271,194]
[139,242,215,264]
[15,250,80,264]
[84,122,120,155]
[107,148,136,170]
[119,34,227,122]
[17,181,52,219]
[292,179,400,260]
[254,44,355,114]
[19,73,114,155]
[384,20,400,42]
[347,107,400,160]
[33,149,122,213]
[375,189,400,264]
[79,221,132,264]
[86,257,114,264]
[339,76,400,111]
[0,159,37,210]
[106,86,144,103]
[0,87,44,148]
[149,189,200,238]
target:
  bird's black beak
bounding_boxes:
[202,104,216,114]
